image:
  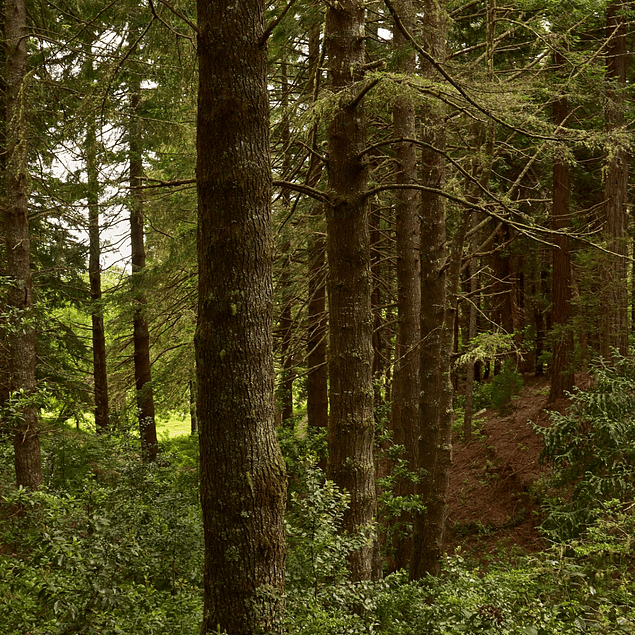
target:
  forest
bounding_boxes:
[1,0,635,633]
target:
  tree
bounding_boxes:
[196,0,287,631]
[389,0,421,572]
[128,22,158,460]
[85,44,110,431]
[548,51,575,402]
[602,0,628,359]
[324,0,377,582]
[305,18,328,431]
[2,0,43,489]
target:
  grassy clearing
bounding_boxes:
[157,411,193,438]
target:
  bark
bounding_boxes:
[548,81,574,402]
[389,0,421,573]
[463,212,479,442]
[410,0,451,580]
[3,0,42,489]
[325,0,377,581]
[86,117,110,432]
[196,0,287,631]
[189,378,197,435]
[278,60,293,424]
[371,203,384,403]
[0,4,9,414]
[129,76,158,461]
[602,0,628,359]
[306,21,328,430]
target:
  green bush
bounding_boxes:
[472,361,524,414]
[537,356,635,540]
[0,433,203,635]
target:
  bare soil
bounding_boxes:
[445,375,559,560]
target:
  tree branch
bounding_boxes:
[272,180,330,204]
[383,0,559,142]
[152,0,199,35]
[346,77,381,110]
[259,0,299,47]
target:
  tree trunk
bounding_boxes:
[3,0,42,489]
[86,116,110,432]
[548,73,574,402]
[196,0,287,631]
[188,378,197,435]
[410,0,450,580]
[129,76,158,461]
[306,21,328,431]
[278,59,294,424]
[603,0,628,359]
[389,0,421,573]
[325,0,377,582]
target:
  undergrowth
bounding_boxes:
[0,407,634,634]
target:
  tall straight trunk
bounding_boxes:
[278,59,294,423]
[325,0,376,581]
[86,118,109,431]
[371,201,384,402]
[410,0,450,580]
[389,0,421,573]
[463,0,495,440]
[196,0,287,631]
[306,21,328,430]
[3,0,42,489]
[129,76,158,461]
[0,4,9,414]
[463,211,479,442]
[549,78,574,402]
[603,0,628,359]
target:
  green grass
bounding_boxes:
[157,411,193,438]
[42,409,194,439]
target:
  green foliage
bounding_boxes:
[0,431,202,635]
[537,356,635,540]
[473,362,524,414]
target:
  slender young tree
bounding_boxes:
[305,21,328,430]
[196,0,287,631]
[3,0,43,489]
[129,71,158,461]
[549,55,574,402]
[86,116,110,432]
[325,0,377,581]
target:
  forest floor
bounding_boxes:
[445,374,579,561]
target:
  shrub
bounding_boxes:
[537,355,635,540]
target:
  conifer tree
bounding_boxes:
[3,0,43,489]
[196,0,287,630]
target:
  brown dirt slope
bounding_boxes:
[445,375,555,559]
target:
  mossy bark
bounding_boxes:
[196,0,287,631]
[3,0,42,489]
[325,0,377,582]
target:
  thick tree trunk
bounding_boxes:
[410,0,450,580]
[325,0,377,582]
[603,0,628,359]
[129,78,158,461]
[389,0,421,573]
[3,0,42,489]
[196,0,287,631]
[86,118,110,432]
[549,82,575,402]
